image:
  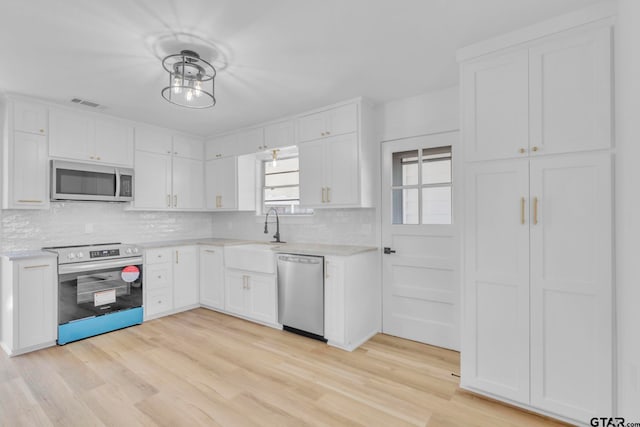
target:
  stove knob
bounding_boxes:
[77,252,84,259]
[68,253,76,259]
[125,248,132,254]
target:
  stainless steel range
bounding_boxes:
[44,242,143,344]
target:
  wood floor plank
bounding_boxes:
[0,309,570,427]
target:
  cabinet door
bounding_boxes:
[13,101,47,135]
[206,133,238,160]
[146,289,173,317]
[145,263,172,291]
[529,153,612,421]
[529,25,611,156]
[264,120,294,149]
[324,257,345,345]
[94,119,134,166]
[224,271,247,316]
[173,247,199,309]
[49,109,93,161]
[17,260,56,349]
[199,247,224,309]
[173,135,203,160]
[246,273,277,324]
[462,159,530,404]
[205,157,237,210]
[172,157,204,209]
[297,112,327,143]
[327,103,358,137]
[324,133,359,206]
[237,128,264,154]
[10,133,49,209]
[134,151,172,209]
[135,127,173,155]
[461,50,529,161]
[298,139,325,206]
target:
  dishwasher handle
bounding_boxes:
[277,254,323,265]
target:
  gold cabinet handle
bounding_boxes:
[39,129,44,133]
[326,131,330,135]
[520,197,525,225]
[90,156,95,159]
[532,146,539,152]
[327,187,331,203]
[176,250,179,264]
[321,187,326,203]
[96,156,101,160]
[325,260,329,279]
[519,148,526,154]
[18,199,43,203]
[533,197,539,225]
[24,264,49,269]
[166,195,171,207]
[174,195,177,207]
[204,249,216,254]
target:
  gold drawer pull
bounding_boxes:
[533,197,539,225]
[18,199,43,203]
[520,197,525,225]
[24,264,49,269]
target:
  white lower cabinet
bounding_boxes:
[224,270,277,325]
[323,252,380,351]
[0,256,57,356]
[462,152,612,423]
[199,246,224,310]
[144,246,198,319]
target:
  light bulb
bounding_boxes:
[194,80,203,97]
[272,158,277,168]
[185,89,193,101]
[172,76,183,94]
[271,149,279,167]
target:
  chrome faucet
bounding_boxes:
[264,208,284,243]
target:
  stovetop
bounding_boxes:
[43,242,142,264]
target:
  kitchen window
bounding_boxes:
[262,155,313,215]
[391,145,452,224]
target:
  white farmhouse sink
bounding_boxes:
[224,243,277,274]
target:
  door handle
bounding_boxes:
[321,187,326,203]
[166,195,171,208]
[383,247,396,255]
[533,197,539,225]
[174,195,177,208]
[520,197,525,225]
[175,250,179,264]
[327,187,331,203]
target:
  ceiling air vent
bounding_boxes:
[70,98,104,109]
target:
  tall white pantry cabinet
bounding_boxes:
[459,8,614,426]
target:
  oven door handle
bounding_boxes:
[58,257,143,274]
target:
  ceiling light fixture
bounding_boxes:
[161,50,216,109]
[272,149,280,167]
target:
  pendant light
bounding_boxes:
[272,149,280,167]
[161,50,216,108]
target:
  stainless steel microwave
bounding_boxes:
[51,160,134,202]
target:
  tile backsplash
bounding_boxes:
[0,202,214,252]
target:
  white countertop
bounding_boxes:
[0,250,58,260]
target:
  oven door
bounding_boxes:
[58,257,143,325]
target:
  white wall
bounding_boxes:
[615,0,640,418]
[0,202,213,252]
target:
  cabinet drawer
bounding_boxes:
[145,264,172,290]
[146,289,173,317]
[145,248,172,265]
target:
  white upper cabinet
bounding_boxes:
[205,154,256,211]
[135,127,173,155]
[297,103,358,143]
[297,99,373,209]
[263,120,295,149]
[462,23,612,162]
[529,25,611,155]
[12,101,47,135]
[2,99,49,210]
[49,108,134,166]
[133,127,205,211]
[461,50,529,161]
[206,133,238,160]
[172,134,203,160]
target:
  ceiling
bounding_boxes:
[0,0,601,136]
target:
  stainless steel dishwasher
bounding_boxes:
[277,254,326,341]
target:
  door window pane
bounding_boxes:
[422,158,451,185]
[392,150,419,186]
[392,188,419,224]
[422,187,452,224]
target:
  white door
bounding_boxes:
[12,101,47,135]
[461,49,529,161]
[327,103,358,137]
[17,260,57,348]
[94,119,133,166]
[324,256,345,345]
[205,156,237,210]
[462,158,530,405]
[246,273,277,324]
[263,121,295,150]
[172,135,203,160]
[11,132,48,209]
[529,152,612,421]
[381,133,458,350]
[529,25,611,156]
[173,247,199,309]
[135,127,173,155]
[325,133,359,206]
[134,151,172,209]
[199,247,224,309]
[224,271,247,316]
[172,157,204,209]
[297,112,327,143]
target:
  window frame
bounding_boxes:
[260,154,313,216]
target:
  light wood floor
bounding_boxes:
[0,309,568,426]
